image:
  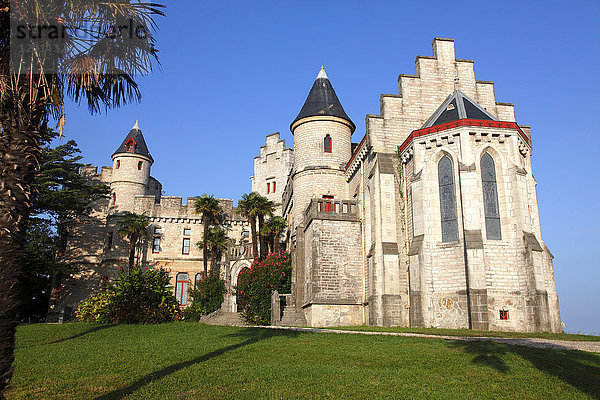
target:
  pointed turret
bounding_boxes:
[109,121,154,212]
[290,67,354,229]
[422,90,496,129]
[113,120,154,162]
[291,67,355,133]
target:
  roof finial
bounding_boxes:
[132,120,140,130]
[454,72,460,91]
[317,65,328,80]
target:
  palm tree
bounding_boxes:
[193,195,222,276]
[262,216,288,254]
[256,195,275,260]
[0,2,164,394]
[236,192,275,260]
[236,192,260,260]
[118,212,150,270]
[197,227,230,274]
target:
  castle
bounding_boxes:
[58,38,561,332]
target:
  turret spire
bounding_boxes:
[291,67,355,133]
[317,66,328,80]
[112,121,154,162]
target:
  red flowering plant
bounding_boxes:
[235,252,291,325]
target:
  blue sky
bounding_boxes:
[59,0,600,334]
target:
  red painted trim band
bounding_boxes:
[398,119,530,154]
[345,134,367,170]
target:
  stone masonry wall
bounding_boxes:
[251,132,294,215]
[302,217,364,326]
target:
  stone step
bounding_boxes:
[280,307,307,327]
[200,311,248,327]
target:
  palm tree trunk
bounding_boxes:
[202,216,209,276]
[258,214,266,260]
[211,248,218,274]
[128,237,136,270]
[273,233,281,254]
[0,112,43,398]
[249,216,258,260]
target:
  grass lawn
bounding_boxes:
[9,323,600,399]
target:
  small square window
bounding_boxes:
[154,226,163,235]
[183,228,191,236]
[499,310,509,320]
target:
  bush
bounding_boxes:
[236,252,291,325]
[75,291,114,323]
[183,272,226,321]
[76,265,181,324]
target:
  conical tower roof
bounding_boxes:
[422,90,497,128]
[291,67,355,133]
[112,120,154,162]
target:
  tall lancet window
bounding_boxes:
[324,135,332,153]
[438,155,458,242]
[481,153,501,240]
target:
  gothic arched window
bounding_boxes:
[481,153,501,240]
[324,135,332,153]
[438,155,458,242]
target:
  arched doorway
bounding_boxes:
[226,260,252,312]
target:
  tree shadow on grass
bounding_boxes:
[46,324,114,345]
[94,327,300,400]
[448,339,600,398]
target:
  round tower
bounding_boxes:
[290,67,355,228]
[109,121,154,213]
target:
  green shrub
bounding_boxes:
[183,272,226,321]
[75,291,114,323]
[236,252,291,325]
[76,265,181,324]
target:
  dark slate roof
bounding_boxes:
[422,90,497,128]
[112,121,154,162]
[291,67,355,133]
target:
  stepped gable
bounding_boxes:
[291,66,355,133]
[112,120,154,162]
[422,90,497,129]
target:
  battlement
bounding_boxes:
[256,132,293,160]
[133,195,244,222]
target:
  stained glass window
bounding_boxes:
[481,153,501,240]
[438,155,458,242]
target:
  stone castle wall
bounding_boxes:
[251,132,293,215]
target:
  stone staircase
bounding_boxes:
[280,306,307,327]
[199,310,248,327]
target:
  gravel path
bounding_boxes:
[260,325,600,354]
